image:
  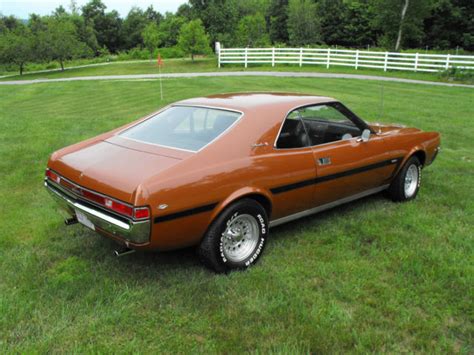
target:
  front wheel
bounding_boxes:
[197,199,268,273]
[388,156,422,202]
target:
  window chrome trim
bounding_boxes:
[118,104,244,153]
[273,101,370,150]
[119,136,199,153]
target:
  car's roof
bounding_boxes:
[174,92,336,113]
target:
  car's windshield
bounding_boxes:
[120,106,241,152]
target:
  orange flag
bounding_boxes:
[157,53,163,67]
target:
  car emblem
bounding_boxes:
[158,204,168,210]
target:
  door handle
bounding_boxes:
[318,157,331,166]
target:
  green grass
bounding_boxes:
[2,57,472,84]
[0,76,473,353]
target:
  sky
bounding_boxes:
[1,0,188,19]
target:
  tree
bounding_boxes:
[424,0,474,51]
[188,0,239,45]
[158,13,186,47]
[318,0,348,45]
[70,14,99,54]
[82,0,122,53]
[267,0,289,44]
[344,1,377,47]
[372,0,433,50]
[176,3,196,20]
[236,13,270,47]
[44,17,91,70]
[287,0,321,46]
[142,22,161,59]
[0,25,34,75]
[0,15,24,32]
[237,0,271,16]
[317,0,376,47]
[122,7,149,49]
[178,19,210,61]
[98,10,122,52]
[144,5,163,23]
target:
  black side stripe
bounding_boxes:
[154,202,218,224]
[271,157,403,194]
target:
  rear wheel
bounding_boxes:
[388,156,422,202]
[197,199,268,273]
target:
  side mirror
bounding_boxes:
[358,129,371,143]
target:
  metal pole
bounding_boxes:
[380,84,384,119]
[159,64,163,100]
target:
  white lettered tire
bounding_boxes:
[197,199,268,273]
[388,156,422,202]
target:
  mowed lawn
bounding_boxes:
[0,77,473,353]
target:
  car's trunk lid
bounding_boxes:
[53,139,188,203]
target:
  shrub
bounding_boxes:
[116,46,187,61]
[439,67,474,84]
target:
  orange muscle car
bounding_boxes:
[45,93,440,272]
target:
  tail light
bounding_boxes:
[45,168,150,221]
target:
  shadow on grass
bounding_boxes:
[61,191,390,279]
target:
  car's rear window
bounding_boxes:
[120,106,241,152]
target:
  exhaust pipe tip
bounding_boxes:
[64,217,78,226]
[114,248,136,257]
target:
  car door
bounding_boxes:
[268,111,318,220]
[299,103,401,206]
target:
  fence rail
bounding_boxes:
[218,47,474,73]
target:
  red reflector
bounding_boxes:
[134,207,150,219]
[46,169,60,183]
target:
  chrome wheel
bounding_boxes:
[222,214,260,263]
[404,164,419,198]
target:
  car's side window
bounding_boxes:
[299,104,362,146]
[276,110,310,149]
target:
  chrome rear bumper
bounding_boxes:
[45,180,150,245]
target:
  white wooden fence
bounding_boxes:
[218,47,474,73]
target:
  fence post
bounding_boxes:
[383,51,388,71]
[299,47,303,67]
[414,53,418,72]
[445,54,450,70]
[216,41,221,68]
[355,50,359,70]
[244,47,248,68]
[326,48,331,68]
[272,47,275,67]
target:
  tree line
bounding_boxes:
[1,0,473,75]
